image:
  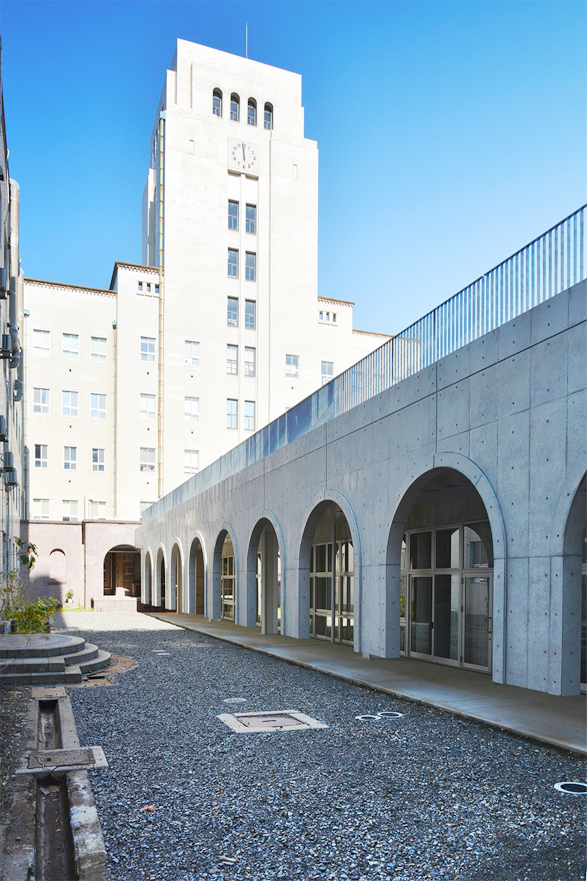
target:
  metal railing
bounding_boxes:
[143,206,586,523]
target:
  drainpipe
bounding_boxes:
[157,113,165,499]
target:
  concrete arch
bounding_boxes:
[188,531,207,616]
[559,472,586,695]
[246,511,286,632]
[386,454,506,681]
[553,461,587,555]
[169,540,184,612]
[211,523,239,621]
[155,544,167,609]
[298,490,362,649]
[143,547,154,605]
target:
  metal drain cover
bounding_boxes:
[218,710,328,733]
[18,746,108,775]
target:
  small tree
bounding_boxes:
[1,539,60,633]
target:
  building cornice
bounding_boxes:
[110,261,162,290]
[317,295,355,307]
[24,278,116,298]
[352,328,393,339]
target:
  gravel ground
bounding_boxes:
[57,611,586,881]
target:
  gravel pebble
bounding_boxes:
[57,611,587,881]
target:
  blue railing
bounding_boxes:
[143,206,586,523]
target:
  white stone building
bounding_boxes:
[22,41,388,607]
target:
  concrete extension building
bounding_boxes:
[137,209,587,697]
[21,41,387,608]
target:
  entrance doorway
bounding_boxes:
[220,534,235,620]
[309,503,355,645]
[400,523,493,672]
[104,545,141,597]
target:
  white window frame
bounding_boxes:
[91,336,107,362]
[184,396,200,422]
[245,252,256,282]
[227,345,238,375]
[228,248,238,278]
[90,393,107,420]
[286,354,299,379]
[245,299,256,330]
[62,390,79,417]
[62,500,79,522]
[227,399,238,430]
[140,336,156,362]
[62,333,79,360]
[140,393,156,419]
[244,401,255,432]
[92,448,105,472]
[33,388,50,415]
[228,200,239,230]
[321,360,334,385]
[244,347,255,377]
[89,501,106,520]
[140,447,155,473]
[34,444,48,469]
[63,446,77,471]
[246,204,256,234]
[227,297,238,327]
[185,340,200,366]
[184,449,199,475]
[32,498,50,520]
[33,329,50,357]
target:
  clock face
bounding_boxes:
[228,139,258,173]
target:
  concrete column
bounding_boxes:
[261,529,279,635]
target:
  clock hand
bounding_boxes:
[242,143,246,161]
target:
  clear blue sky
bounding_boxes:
[0,1,584,333]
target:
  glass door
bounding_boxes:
[310,540,354,645]
[463,575,492,670]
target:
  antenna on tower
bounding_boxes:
[246,22,248,59]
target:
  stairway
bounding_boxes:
[0,632,111,684]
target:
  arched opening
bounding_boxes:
[300,502,355,645]
[48,549,66,600]
[103,545,141,598]
[563,474,586,693]
[143,550,152,605]
[188,536,205,615]
[247,518,282,635]
[264,102,273,130]
[156,547,166,609]
[212,88,222,117]
[213,530,236,621]
[170,543,182,612]
[230,93,240,121]
[247,98,256,126]
[389,468,494,673]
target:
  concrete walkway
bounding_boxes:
[149,612,586,755]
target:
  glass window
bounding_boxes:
[62,333,79,359]
[138,282,143,292]
[227,399,238,429]
[33,388,50,415]
[409,531,432,570]
[92,448,105,472]
[228,200,238,231]
[228,248,238,277]
[230,94,240,121]
[89,501,106,520]
[62,390,79,417]
[185,340,200,366]
[141,337,156,362]
[321,361,333,385]
[213,89,222,117]
[32,498,49,520]
[140,447,155,472]
[227,297,238,327]
[332,313,337,323]
[244,400,255,431]
[33,329,50,357]
[247,99,256,126]
[91,337,107,362]
[244,347,255,377]
[34,444,48,469]
[227,345,238,375]
[184,396,199,422]
[245,299,256,330]
[64,446,77,471]
[245,252,256,282]
[436,527,460,569]
[91,393,106,419]
[286,354,299,378]
[246,204,256,234]
[184,450,199,475]
[140,393,156,419]
[62,500,79,522]
[264,103,273,130]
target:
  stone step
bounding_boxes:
[61,643,100,666]
[0,656,66,674]
[79,649,111,674]
[0,634,86,659]
[0,666,83,685]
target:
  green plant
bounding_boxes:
[1,539,60,634]
[10,597,60,633]
[65,589,74,601]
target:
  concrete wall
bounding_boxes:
[137,281,587,696]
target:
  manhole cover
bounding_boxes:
[554,781,587,795]
[19,746,108,775]
[218,710,328,733]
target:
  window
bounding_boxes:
[33,388,50,415]
[184,449,199,475]
[245,299,256,330]
[213,88,222,117]
[141,336,156,362]
[140,447,155,472]
[62,390,79,417]
[62,500,79,522]
[228,200,239,230]
[244,401,255,431]
[138,282,143,292]
[34,444,48,469]
[184,396,199,422]
[32,498,49,520]
[247,98,256,126]
[185,340,200,366]
[245,252,256,282]
[64,446,77,471]
[146,283,151,293]
[227,399,238,429]
[321,360,334,385]
[227,297,238,327]
[140,393,156,419]
[89,501,106,520]
[264,102,273,130]
[33,329,50,357]
[230,93,240,121]
[91,337,106,362]
[155,284,159,294]
[228,248,238,277]
[246,204,256,234]
[244,346,255,377]
[62,333,79,359]
[92,448,105,472]
[91,393,106,419]
[227,345,238,375]
[286,354,299,378]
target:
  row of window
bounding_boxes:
[34,444,105,472]
[228,201,256,233]
[227,399,255,431]
[227,345,255,376]
[227,297,256,328]
[33,389,107,419]
[33,331,107,361]
[213,91,273,129]
[140,447,200,475]
[137,281,160,294]
[319,310,338,324]
[228,249,256,281]
[32,499,107,521]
